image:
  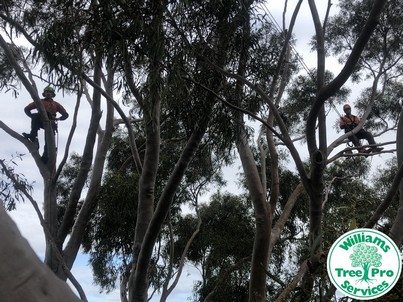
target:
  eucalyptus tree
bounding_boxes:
[325,0,403,246]
[0,0,260,301]
[0,1,400,302]
[325,0,403,145]
[79,125,226,297]
[0,204,82,302]
[80,3,305,299]
[288,1,389,300]
[0,0,123,284]
[0,0,156,300]
[212,0,389,301]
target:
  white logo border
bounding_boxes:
[327,228,402,300]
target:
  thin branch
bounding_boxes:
[54,86,82,182]
[163,214,202,300]
[365,160,403,228]
[204,257,251,302]
[327,141,396,164]
[269,183,304,259]
[183,76,285,143]
[199,64,311,194]
[274,260,308,302]
[322,176,348,209]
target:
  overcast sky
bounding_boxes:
[1,1,397,301]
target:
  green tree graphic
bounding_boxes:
[350,243,382,283]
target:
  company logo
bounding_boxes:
[327,228,401,300]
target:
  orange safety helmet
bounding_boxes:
[343,104,351,111]
[42,86,56,98]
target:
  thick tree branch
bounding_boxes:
[131,121,208,301]
[269,183,304,259]
[62,62,116,275]
[274,260,309,302]
[306,0,387,154]
[56,59,103,251]
[54,87,82,182]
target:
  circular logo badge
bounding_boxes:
[327,228,401,300]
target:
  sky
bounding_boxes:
[0,1,397,301]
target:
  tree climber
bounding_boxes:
[22,86,69,162]
[339,104,383,153]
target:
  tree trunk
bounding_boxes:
[389,107,403,245]
[130,123,209,302]
[237,131,271,302]
[43,179,59,272]
[0,205,81,302]
[49,56,104,280]
[234,4,271,300]
[298,1,387,300]
[129,1,164,300]
[296,2,328,300]
[61,70,115,278]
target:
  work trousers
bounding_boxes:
[347,129,376,147]
[28,113,57,162]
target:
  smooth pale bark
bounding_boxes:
[0,205,81,302]
[60,62,115,277]
[43,180,59,271]
[234,3,273,300]
[130,123,209,301]
[237,131,271,302]
[306,0,388,151]
[129,2,164,300]
[298,1,387,300]
[132,108,161,259]
[388,109,403,245]
[48,57,103,280]
[0,32,59,273]
[265,0,301,219]
[130,2,163,300]
[269,183,304,258]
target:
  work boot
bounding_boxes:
[22,132,35,142]
[22,132,39,149]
